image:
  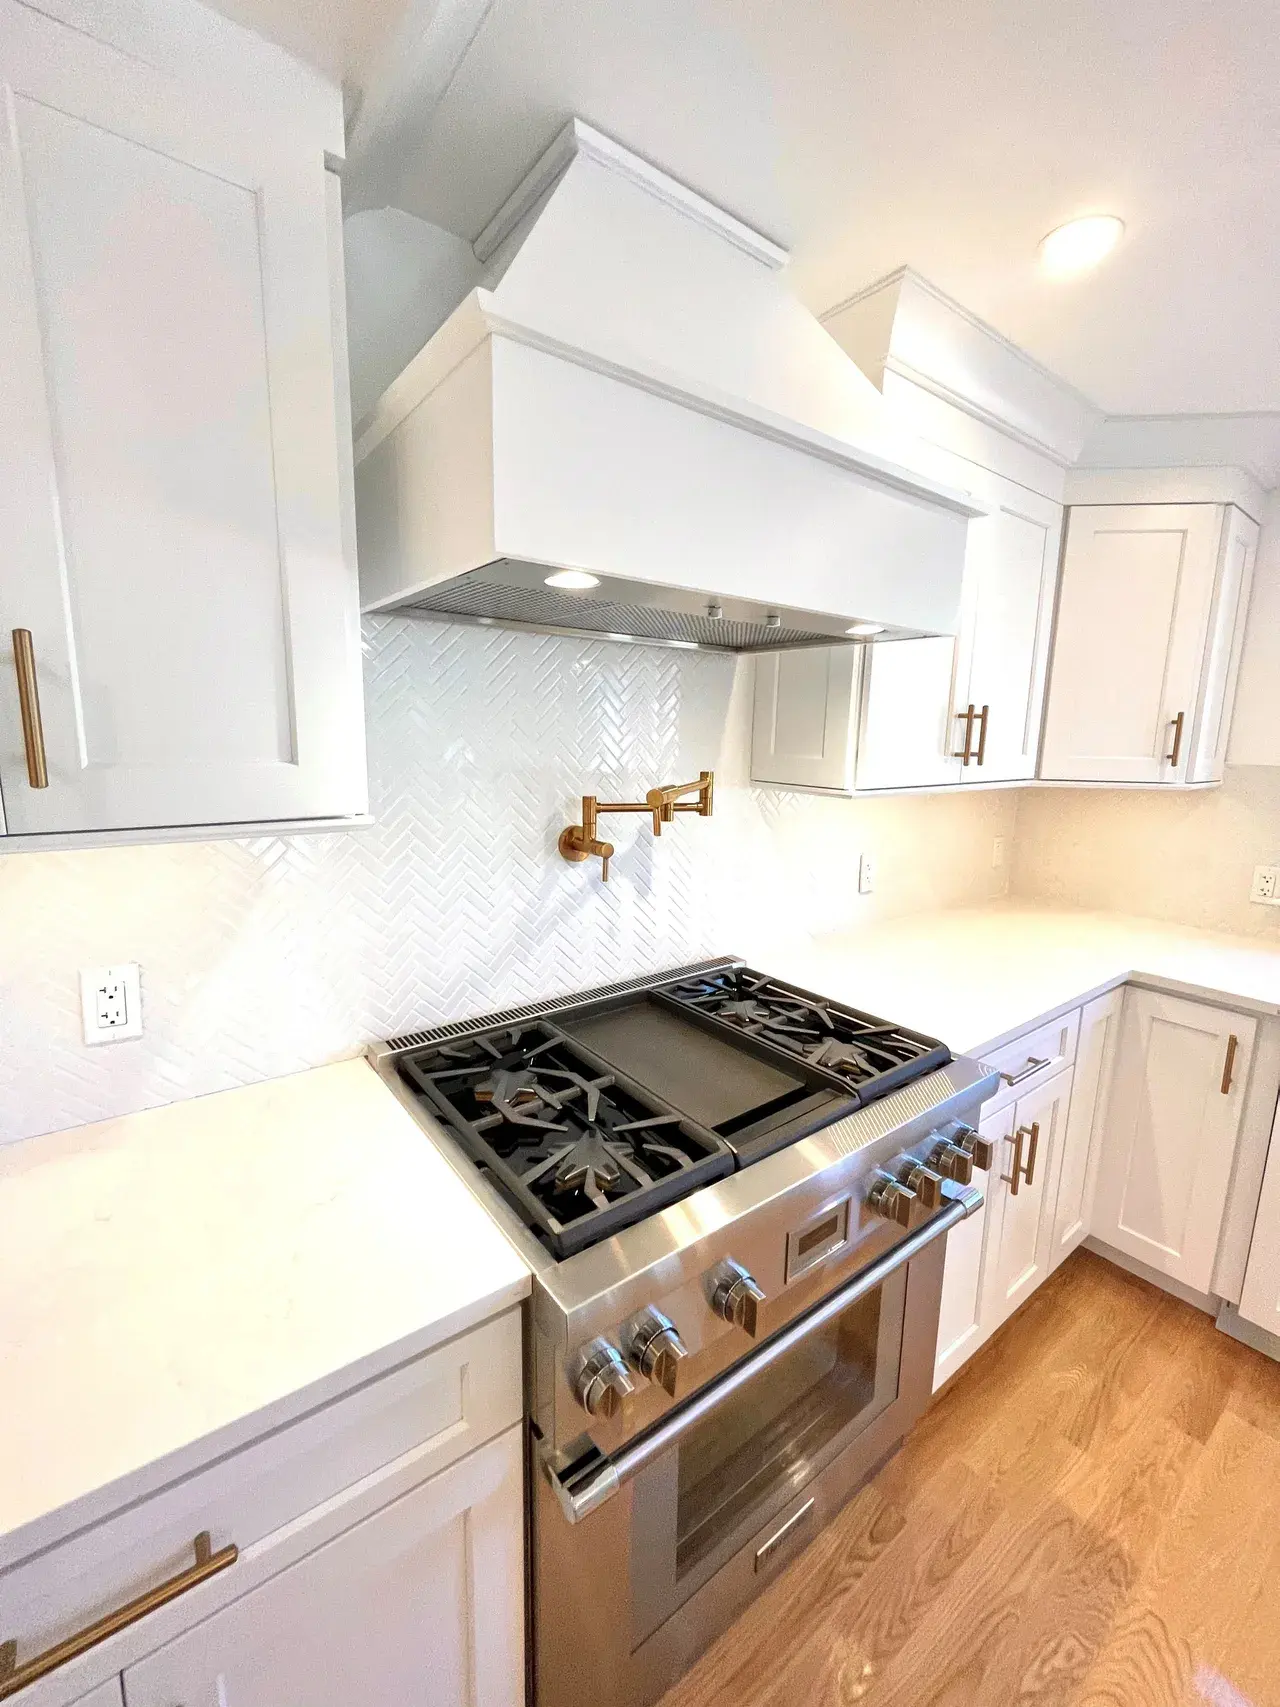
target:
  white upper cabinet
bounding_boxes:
[1039,502,1257,786]
[0,1,365,839]
[752,458,1061,794]
[1092,989,1256,1293]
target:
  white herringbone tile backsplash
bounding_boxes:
[0,617,1014,1145]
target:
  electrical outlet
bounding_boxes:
[80,963,143,1045]
[858,853,875,895]
[1250,866,1280,906]
[992,836,1007,870]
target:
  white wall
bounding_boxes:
[1011,767,1280,939]
[0,620,1015,1146]
[344,207,480,423]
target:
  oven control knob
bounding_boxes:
[626,1307,689,1397]
[710,1260,766,1337]
[572,1338,636,1419]
[928,1139,974,1186]
[867,1170,919,1229]
[899,1162,945,1210]
[954,1124,995,1172]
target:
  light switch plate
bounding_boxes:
[80,963,143,1044]
[1250,866,1280,906]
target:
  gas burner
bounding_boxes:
[398,1021,734,1257]
[664,968,950,1102]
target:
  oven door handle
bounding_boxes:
[544,1181,984,1524]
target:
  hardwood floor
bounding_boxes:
[658,1250,1280,1707]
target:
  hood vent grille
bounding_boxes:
[400,572,850,653]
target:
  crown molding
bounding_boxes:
[473,118,789,271]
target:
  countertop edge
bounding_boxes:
[0,1268,530,1574]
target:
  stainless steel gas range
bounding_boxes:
[372,958,998,1707]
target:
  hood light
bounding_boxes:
[1039,214,1124,275]
[545,569,601,590]
[846,622,886,637]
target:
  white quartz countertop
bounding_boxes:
[763,903,1280,1057]
[0,1058,530,1566]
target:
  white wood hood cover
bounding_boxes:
[354,120,982,644]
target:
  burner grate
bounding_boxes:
[659,968,950,1106]
[398,1021,734,1257]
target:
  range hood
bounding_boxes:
[353,121,983,654]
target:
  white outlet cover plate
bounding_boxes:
[80,963,143,1045]
[1250,865,1280,906]
[858,854,875,895]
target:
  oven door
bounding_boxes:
[534,1191,975,1707]
[630,1258,911,1642]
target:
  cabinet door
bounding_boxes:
[1187,506,1260,784]
[751,648,858,792]
[0,2,365,834]
[933,1102,1003,1388]
[1237,1103,1280,1336]
[124,1426,524,1707]
[1093,991,1256,1292]
[958,474,1062,784]
[854,636,962,791]
[983,1069,1072,1324]
[1049,989,1123,1270]
[72,1685,125,1707]
[1040,504,1223,783]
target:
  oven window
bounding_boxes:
[675,1278,904,1577]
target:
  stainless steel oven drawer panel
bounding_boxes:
[532,1237,947,1707]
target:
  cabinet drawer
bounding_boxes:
[979,1009,1080,1116]
[0,1309,520,1696]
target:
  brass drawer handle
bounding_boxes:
[952,704,976,764]
[11,629,48,789]
[998,1055,1049,1088]
[0,1533,237,1699]
[1020,1120,1041,1187]
[1001,1126,1026,1196]
[1221,1034,1239,1096]
[1166,710,1185,768]
[974,704,989,766]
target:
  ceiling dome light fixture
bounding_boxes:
[846,622,886,637]
[1039,214,1125,275]
[544,569,601,590]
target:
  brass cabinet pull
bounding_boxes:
[11,629,49,789]
[0,1533,236,1699]
[1020,1120,1041,1187]
[998,1055,1049,1088]
[1001,1126,1026,1196]
[974,704,990,766]
[1221,1034,1239,1096]
[1166,710,1186,768]
[953,704,976,764]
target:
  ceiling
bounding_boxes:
[210,0,1280,421]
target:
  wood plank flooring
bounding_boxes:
[658,1250,1280,1707]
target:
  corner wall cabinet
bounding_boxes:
[753,460,1061,794]
[0,0,366,842]
[1039,503,1259,785]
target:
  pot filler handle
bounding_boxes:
[545,1179,984,1524]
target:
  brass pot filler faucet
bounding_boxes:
[558,771,714,882]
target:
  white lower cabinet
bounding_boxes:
[1237,1102,1280,1336]
[123,1425,525,1707]
[983,1069,1074,1322]
[1048,989,1123,1270]
[72,1685,125,1707]
[933,1179,991,1388]
[1092,990,1256,1293]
